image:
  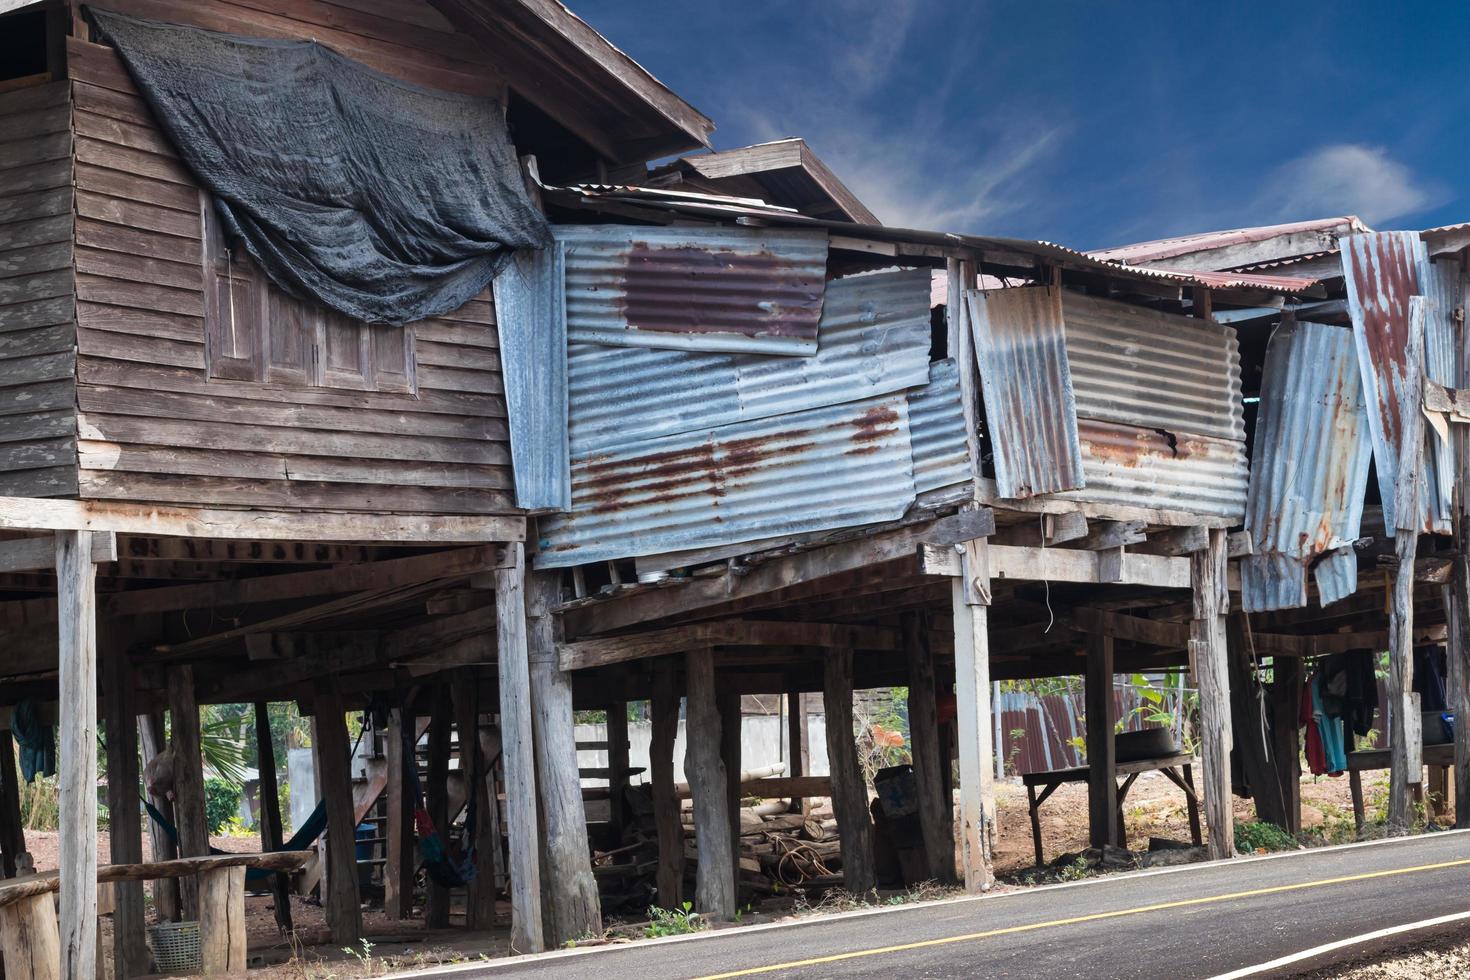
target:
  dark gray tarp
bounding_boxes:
[88,7,552,325]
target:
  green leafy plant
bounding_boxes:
[341,939,377,976]
[646,901,706,938]
[1234,820,1296,853]
[203,777,241,835]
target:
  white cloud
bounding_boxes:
[1253,144,1437,225]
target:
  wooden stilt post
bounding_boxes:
[57,530,97,980]
[313,679,362,943]
[606,701,630,843]
[497,545,546,953]
[198,866,246,974]
[1191,528,1235,859]
[823,648,876,896]
[951,537,995,890]
[0,731,23,879]
[424,686,452,929]
[785,685,809,815]
[168,664,207,919]
[1450,261,1470,830]
[0,892,62,980]
[254,702,292,936]
[523,567,596,947]
[1269,658,1303,834]
[650,659,684,909]
[383,702,416,920]
[904,611,954,883]
[718,688,742,895]
[138,711,180,921]
[684,647,734,919]
[103,626,148,978]
[452,669,495,930]
[1084,630,1117,850]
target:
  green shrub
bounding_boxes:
[203,778,241,835]
[646,902,705,938]
[1234,820,1296,853]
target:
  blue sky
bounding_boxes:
[574,1,1470,250]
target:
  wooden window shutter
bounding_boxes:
[200,196,263,382]
[262,290,316,386]
[370,324,416,394]
[320,310,374,390]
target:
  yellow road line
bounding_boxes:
[695,857,1470,979]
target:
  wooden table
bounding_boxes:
[1022,752,1202,866]
[1346,744,1455,830]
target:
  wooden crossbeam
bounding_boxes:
[0,533,116,573]
[114,537,378,565]
[559,619,902,672]
[920,542,1191,589]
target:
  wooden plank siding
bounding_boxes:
[64,30,517,516]
[0,79,79,499]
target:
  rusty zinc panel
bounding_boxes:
[966,286,1084,498]
[567,269,932,455]
[1423,256,1463,530]
[1341,231,1443,533]
[1063,292,1245,441]
[556,225,829,355]
[533,394,916,568]
[1240,320,1373,612]
[908,358,972,494]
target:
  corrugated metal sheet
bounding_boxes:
[1240,319,1372,613]
[966,286,1084,499]
[1054,419,1249,521]
[491,246,570,511]
[908,358,971,493]
[556,225,829,355]
[566,269,932,454]
[534,394,917,568]
[1341,231,1444,533]
[1088,216,1367,267]
[1423,256,1462,530]
[1063,292,1245,441]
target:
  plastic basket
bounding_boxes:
[148,920,202,975]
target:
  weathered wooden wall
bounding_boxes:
[63,21,515,515]
[0,79,79,499]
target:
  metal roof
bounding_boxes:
[556,224,829,355]
[1241,319,1372,612]
[908,358,971,495]
[1056,419,1249,521]
[566,268,932,455]
[1088,216,1369,267]
[534,393,918,568]
[966,286,1085,499]
[1424,255,1463,529]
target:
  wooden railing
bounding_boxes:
[0,851,310,980]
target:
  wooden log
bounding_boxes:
[137,711,179,921]
[0,732,23,879]
[1270,657,1303,833]
[903,611,954,883]
[951,537,995,891]
[1389,526,1423,832]
[497,547,545,953]
[1084,630,1117,849]
[823,648,876,896]
[168,665,207,919]
[718,689,742,892]
[197,866,245,975]
[0,892,61,980]
[253,702,292,937]
[785,686,810,815]
[606,701,630,840]
[523,568,594,947]
[1191,528,1235,859]
[423,685,452,929]
[685,648,734,919]
[649,659,684,909]
[312,679,362,943]
[102,627,148,978]
[56,531,97,980]
[383,704,415,920]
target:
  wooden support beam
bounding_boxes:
[452,669,494,930]
[56,530,98,980]
[496,546,546,953]
[0,892,61,980]
[1270,658,1303,834]
[313,678,362,943]
[685,648,734,919]
[1084,631,1117,849]
[920,542,1190,588]
[559,619,902,672]
[1451,357,1470,830]
[904,611,954,884]
[103,626,148,978]
[0,532,115,573]
[1075,520,1146,552]
[952,539,995,891]
[718,690,742,893]
[650,659,684,909]
[0,733,23,880]
[785,686,810,815]
[169,665,208,919]
[253,702,292,937]
[383,704,416,920]
[606,702,631,841]
[990,511,1088,547]
[138,710,180,922]
[424,686,453,929]
[1073,608,1189,649]
[524,569,597,946]
[0,497,524,543]
[1191,529,1235,859]
[823,648,876,895]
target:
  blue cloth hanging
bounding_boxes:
[12,699,55,783]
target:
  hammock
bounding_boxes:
[404,723,477,889]
[142,797,328,883]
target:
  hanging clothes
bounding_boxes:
[1317,651,1378,738]
[1414,645,1448,713]
[1311,674,1348,776]
[11,699,55,783]
[1301,681,1329,776]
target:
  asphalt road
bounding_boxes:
[407,830,1470,980]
